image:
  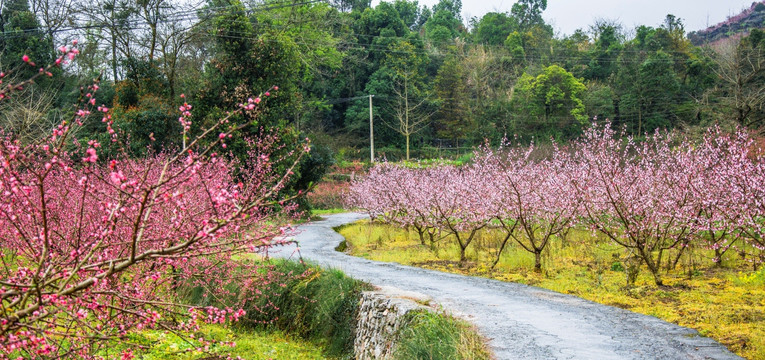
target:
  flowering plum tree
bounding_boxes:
[349,164,494,263]
[346,164,407,223]
[742,159,765,266]
[418,165,493,264]
[393,166,447,248]
[478,143,580,271]
[0,48,308,358]
[570,124,704,285]
[685,128,749,266]
[347,165,442,246]
[709,129,765,267]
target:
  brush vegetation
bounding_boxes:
[183,259,371,359]
[181,259,492,359]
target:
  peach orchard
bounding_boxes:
[349,124,765,286]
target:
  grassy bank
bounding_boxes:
[337,221,765,360]
[394,311,491,360]
[247,260,371,357]
[181,259,491,359]
[182,259,370,359]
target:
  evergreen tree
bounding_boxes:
[0,0,53,78]
[433,55,470,141]
[473,12,516,45]
[512,65,587,139]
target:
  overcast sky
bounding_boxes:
[371,0,757,35]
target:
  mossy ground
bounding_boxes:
[337,221,765,360]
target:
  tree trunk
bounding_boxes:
[405,77,411,161]
[651,271,664,286]
[413,224,426,245]
[406,134,410,161]
[492,233,512,269]
[715,247,724,267]
[644,255,663,286]
[669,244,686,271]
[427,230,437,251]
[456,232,469,264]
[110,13,118,81]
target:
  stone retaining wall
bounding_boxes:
[353,286,432,360]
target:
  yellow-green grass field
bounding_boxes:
[311,208,349,216]
[337,221,765,360]
[101,324,326,359]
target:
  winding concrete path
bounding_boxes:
[273,213,742,360]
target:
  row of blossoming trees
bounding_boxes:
[0,49,306,358]
[348,124,765,286]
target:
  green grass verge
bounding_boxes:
[248,260,372,358]
[236,260,491,360]
[311,208,349,216]
[183,259,371,359]
[394,311,491,360]
[100,324,325,359]
[338,220,765,360]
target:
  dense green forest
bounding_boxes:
[1,0,764,161]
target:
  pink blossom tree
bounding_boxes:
[685,128,750,266]
[0,49,308,358]
[428,165,493,264]
[710,129,765,268]
[346,163,407,223]
[349,121,765,282]
[393,166,447,248]
[349,164,493,263]
[347,164,443,247]
[477,143,580,271]
[741,159,765,267]
[570,124,703,286]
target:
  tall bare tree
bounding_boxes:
[84,0,136,81]
[382,40,435,161]
[0,87,61,144]
[29,0,77,49]
[707,32,765,130]
[157,15,197,97]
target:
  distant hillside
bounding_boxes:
[688,1,765,46]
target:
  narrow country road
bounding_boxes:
[272,213,742,360]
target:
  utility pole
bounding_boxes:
[369,94,375,163]
[324,94,376,162]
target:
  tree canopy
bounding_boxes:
[1,0,761,159]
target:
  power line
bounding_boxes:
[0,0,327,40]
[2,0,727,67]
[1,0,729,128]
[324,95,374,104]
